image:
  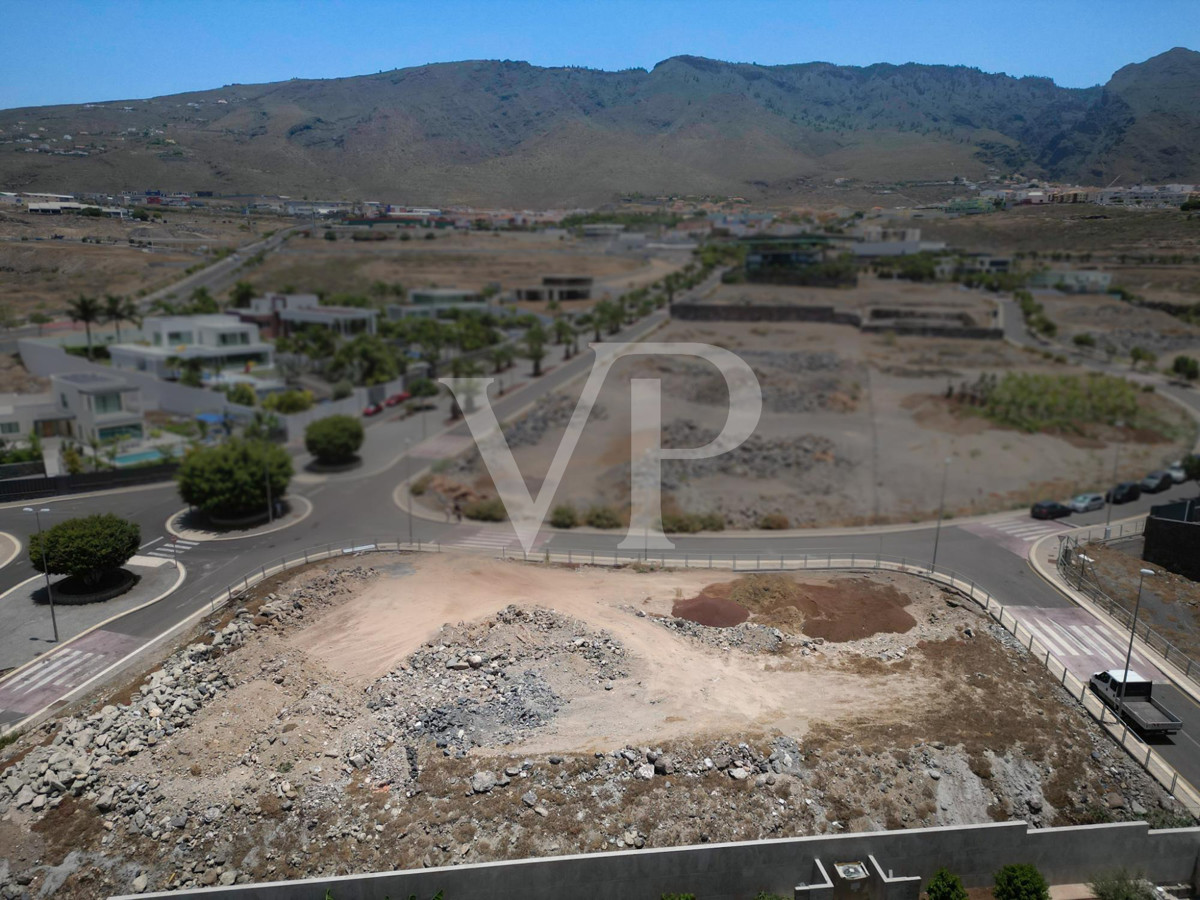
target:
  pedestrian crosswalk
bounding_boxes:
[141,537,198,562]
[0,629,143,719]
[444,527,549,555]
[960,514,1073,556]
[1007,606,1165,682]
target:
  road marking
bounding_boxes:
[139,536,163,550]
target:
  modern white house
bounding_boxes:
[237,293,377,338]
[388,288,490,319]
[0,372,144,444]
[109,315,274,379]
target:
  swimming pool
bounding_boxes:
[115,448,166,465]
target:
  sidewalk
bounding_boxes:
[0,556,184,674]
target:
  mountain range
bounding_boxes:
[1,48,1198,206]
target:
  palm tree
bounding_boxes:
[104,294,140,343]
[67,295,103,360]
[522,322,548,377]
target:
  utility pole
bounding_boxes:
[406,439,414,546]
[1104,422,1123,539]
[24,507,58,642]
[930,457,951,573]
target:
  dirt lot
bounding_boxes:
[0,554,1184,897]
[248,230,674,304]
[0,208,276,314]
[429,309,1194,528]
[1038,293,1200,359]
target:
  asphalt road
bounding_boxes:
[0,283,1197,790]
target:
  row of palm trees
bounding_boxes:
[65,294,141,361]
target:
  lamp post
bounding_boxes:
[263,453,274,524]
[1103,421,1124,539]
[405,438,414,546]
[930,456,951,573]
[1077,553,1093,591]
[1116,567,1155,729]
[23,507,58,642]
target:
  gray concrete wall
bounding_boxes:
[115,821,1200,900]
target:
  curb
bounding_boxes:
[165,495,314,542]
[0,562,187,698]
[0,479,175,512]
[0,532,22,571]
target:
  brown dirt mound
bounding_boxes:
[671,591,750,627]
[678,574,916,642]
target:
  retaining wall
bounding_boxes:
[669,303,1002,338]
[117,820,1200,900]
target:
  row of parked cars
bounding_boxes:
[362,391,412,418]
[1030,461,1189,520]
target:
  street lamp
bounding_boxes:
[1103,421,1124,539]
[1116,567,1155,729]
[1077,553,1093,591]
[263,453,274,524]
[23,507,59,642]
[930,456,951,573]
[405,438,414,546]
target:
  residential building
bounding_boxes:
[236,293,376,338]
[109,315,273,379]
[388,288,491,319]
[514,276,594,302]
[1029,269,1113,293]
[0,372,144,443]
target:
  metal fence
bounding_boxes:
[200,538,1200,816]
[1057,532,1200,688]
[0,462,180,502]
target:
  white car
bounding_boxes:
[1068,492,1106,513]
[1167,461,1187,484]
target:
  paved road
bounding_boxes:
[1,282,1198,792]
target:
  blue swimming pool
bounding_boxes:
[115,448,165,465]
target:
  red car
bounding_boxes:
[362,403,383,417]
[383,391,411,407]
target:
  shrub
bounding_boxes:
[224,382,257,407]
[177,439,293,520]
[993,863,1049,900]
[550,504,578,529]
[331,380,354,401]
[1073,333,1096,348]
[410,473,433,496]
[304,415,364,465]
[758,512,790,530]
[407,377,440,398]
[29,514,140,588]
[1088,869,1155,900]
[463,497,506,521]
[262,389,314,413]
[927,868,969,900]
[585,505,622,529]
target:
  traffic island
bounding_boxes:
[166,494,313,543]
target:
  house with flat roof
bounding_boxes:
[236,293,376,338]
[388,288,490,319]
[109,315,273,379]
[1029,269,1113,293]
[0,372,145,444]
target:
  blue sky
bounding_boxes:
[3,0,1198,109]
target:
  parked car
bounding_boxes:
[362,403,383,417]
[1167,460,1188,483]
[1067,492,1105,513]
[1106,482,1142,504]
[1089,670,1182,736]
[1140,471,1173,493]
[383,390,411,407]
[1031,500,1072,520]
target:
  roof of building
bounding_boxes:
[53,371,138,393]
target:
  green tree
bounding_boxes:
[103,294,140,343]
[168,356,205,387]
[993,864,1049,900]
[522,321,548,376]
[229,280,256,308]
[412,318,450,379]
[1182,453,1200,488]
[67,294,103,360]
[1170,355,1199,381]
[927,868,969,900]
[1129,346,1156,371]
[1072,333,1096,349]
[28,307,51,337]
[224,382,257,407]
[28,513,140,588]
[448,356,485,419]
[329,334,401,386]
[177,439,293,520]
[550,504,578,528]
[489,344,515,373]
[305,415,364,465]
[186,286,220,314]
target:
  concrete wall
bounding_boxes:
[1144,514,1200,581]
[116,821,1200,900]
[670,303,1003,339]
